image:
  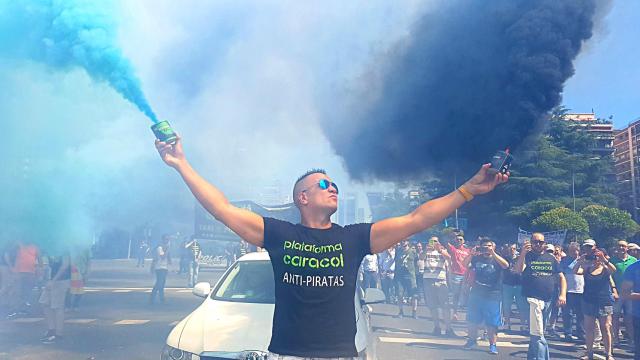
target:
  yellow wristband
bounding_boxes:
[457,186,474,202]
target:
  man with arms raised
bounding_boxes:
[156,137,507,359]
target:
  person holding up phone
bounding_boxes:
[574,240,617,360]
[421,236,456,337]
[462,237,509,354]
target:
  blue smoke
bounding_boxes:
[0,0,158,122]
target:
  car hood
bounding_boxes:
[170,298,274,355]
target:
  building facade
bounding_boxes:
[563,113,615,156]
[614,120,640,221]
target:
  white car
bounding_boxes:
[162,251,385,360]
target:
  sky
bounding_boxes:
[0,0,425,246]
[0,0,636,247]
[563,0,640,127]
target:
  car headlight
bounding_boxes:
[238,351,269,360]
[161,345,197,360]
[198,350,269,360]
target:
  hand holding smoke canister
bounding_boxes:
[487,149,513,175]
[457,151,510,201]
[151,121,178,144]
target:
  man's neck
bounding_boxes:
[300,214,332,229]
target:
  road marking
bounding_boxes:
[376,328,528,341]
[112,289,132,293]
[378,336,528,348]
[177,289,192,293]
[169,321,180,326]
[65,319,97,324]
[113,320,150,325]
[497,333,529,340]
[85,287,192,291]
[11,317,44,323]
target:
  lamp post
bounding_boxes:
[454,173,459,229]
[572,172,576,212]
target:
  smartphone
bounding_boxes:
[488,150,513,175]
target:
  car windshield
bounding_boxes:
[212,260,275,303]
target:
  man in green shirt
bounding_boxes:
[610,239,637,344]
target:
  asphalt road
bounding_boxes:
[0,259,635,360]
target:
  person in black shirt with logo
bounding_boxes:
[516,233,567,360]
[462,237,509,355]
[155,137,508,359]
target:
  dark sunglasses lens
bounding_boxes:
[332,182,339,194]
[318,179,330,190]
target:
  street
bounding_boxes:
[0,259,634,360]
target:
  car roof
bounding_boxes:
[237,251,271,262]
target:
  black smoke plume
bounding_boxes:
[324,0,598,181]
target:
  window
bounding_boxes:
[212,260,275,304]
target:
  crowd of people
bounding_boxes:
[358,230,640,360]
[0,240,91,344]
[5,229,640,359]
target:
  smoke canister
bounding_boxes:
[150,120,178,144]
[488,150,513,175]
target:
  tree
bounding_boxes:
[368,190,411,222]
[531,207,589,240]
[460,106,618,241]
[580,205,640,249]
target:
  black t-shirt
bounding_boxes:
[394,247,417,277]
[470,256,502,297]
[522,252,560,302]
[263,217,372,358]
[49,255,71,280]
[583,267,614,306]
[502,257,522,286]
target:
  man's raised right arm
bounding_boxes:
[156,137,264,247]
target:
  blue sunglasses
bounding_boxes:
[303,179,339,194]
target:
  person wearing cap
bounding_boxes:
[574,240,617,360]
[610,240,637,345]
[516,232,567,360]
[627,243,640,261]
[543,243,562,337]
[462,237,509,355]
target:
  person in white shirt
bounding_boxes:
[421,236,456,337]
[150,235,172,304]
[378,248,396,303]
[362,253,379,289]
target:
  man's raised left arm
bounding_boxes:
[370,164,508,254]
